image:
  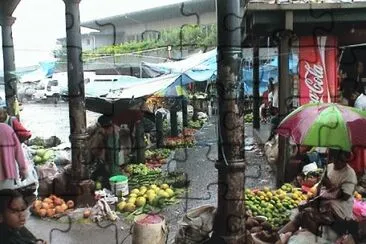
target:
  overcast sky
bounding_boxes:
[2,0,184,68]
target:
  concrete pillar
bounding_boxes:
[182,98,188,127]
[170,108,178,137]
[276,29,292,187]
[210,0,246,243]
[0,16,17,116]
[155,111,164,148]
[63,0,88,182]
[252,37,260,130]
[135,120,145,163]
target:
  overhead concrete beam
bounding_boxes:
[0,0,21,16]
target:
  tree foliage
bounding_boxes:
[53,24,217,62]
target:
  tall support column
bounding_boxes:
[276,30,292,187]
[135,120,145,163]
[211,0,246,243]
[252,37,260,130]
[155,111,164,148]
[0,16,17,116]
[63,0,88,182]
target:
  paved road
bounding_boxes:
[23,105,274,243]
[20,102,100,143]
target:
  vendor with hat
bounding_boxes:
[0,100,31,143]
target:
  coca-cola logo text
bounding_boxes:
[304,61,324,102]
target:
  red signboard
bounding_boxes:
[298,36,338,105]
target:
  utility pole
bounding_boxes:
[210,0,246,243]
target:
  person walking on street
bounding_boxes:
[259,81,274,123]
[0,101,31,143]
[268,78,279,141]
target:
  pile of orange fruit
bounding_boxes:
[31,195,74,218]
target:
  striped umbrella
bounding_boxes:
[276,103,366,152]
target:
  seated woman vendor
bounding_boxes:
[279,149,357,238]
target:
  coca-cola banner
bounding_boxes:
[298,36,338,105]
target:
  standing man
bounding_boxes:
[259,81,273,123]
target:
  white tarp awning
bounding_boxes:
[101,74,180,99]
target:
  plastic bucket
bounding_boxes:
[109,175,128,196]
[132,214,167,244]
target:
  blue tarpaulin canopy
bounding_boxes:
[242,54,298,95]
[142,49,298,96]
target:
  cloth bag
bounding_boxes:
[174,205,216,244]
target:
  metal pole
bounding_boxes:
[211,0,246,243]
[253,37,260,130]
[63,0,88,182]
[0,15,17,116]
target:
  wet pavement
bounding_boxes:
[20,102,100,143]
[21,103,275,243]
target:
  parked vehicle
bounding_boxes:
[60,73,124,99]
[33,78,66,102]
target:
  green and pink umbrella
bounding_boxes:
[276,103,366,152]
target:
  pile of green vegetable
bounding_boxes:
[125,164,189,190]
[244,113,253,123]
[145,149,171,160]
[30,147,55,165]
[124,164,162,176]
[188,120,204,129]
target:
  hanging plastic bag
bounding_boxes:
[264,135,278,164]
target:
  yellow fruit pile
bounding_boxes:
[244,184,308,227]
[117,184,175,213]
[354,191,363,201]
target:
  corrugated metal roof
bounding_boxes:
[81,0,215,30]
[247,0,366,10]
